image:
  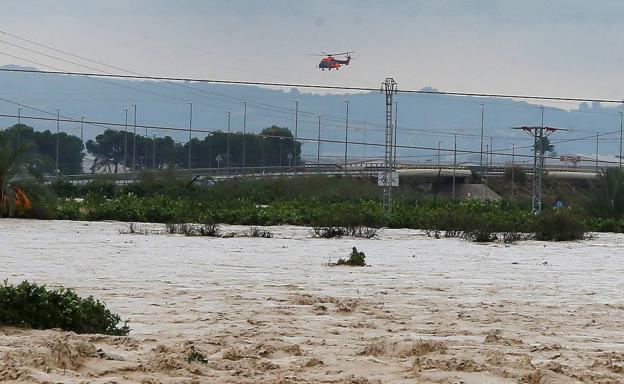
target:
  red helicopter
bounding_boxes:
[315,51,354,71]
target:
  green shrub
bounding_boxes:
[535,210,586,241]
[0,280,129,335]
[335,247,367,266]
[50,179,79,198]
[463,230,498,242]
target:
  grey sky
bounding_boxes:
[1,0,624,99]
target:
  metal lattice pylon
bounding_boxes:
[381,78,397,212]
[512,121,566,213]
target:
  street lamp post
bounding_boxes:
[479,103,484,177]
[437,141,441,166]
[123,108,128,172]
[207,133,213,169]
[152,133,156,169]
[620,112,624,168]
[490,137,493,167]
[344,100,349,175]
[242,101,247,175]
[226,110,231,177]
[17,107,21,145]
[188,102,193,173]
[317,114,321,170]
[132,104,137,171]
[596,131,599,173]
[80,116,85,148]
[293,100,298,174]
[279,137,283,172]
[261,136,265,171]
[452,133,457,200]
[55,108,60,176]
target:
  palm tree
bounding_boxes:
[535,136,555,155]
[583,167,624,219]
[0,138,37,217]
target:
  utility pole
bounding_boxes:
[452,133,457,200]
[123,108,128,172]
[490,137,493,167]
[293,100,298,175]
[437,141,441,166]
[620,112,624,168]
[317,114,321,170]
[188,102,193,173]
[144,119,148,169]
[80,116,84,148]
[55,108,60,176]
[242,101,247,174]
[394,101,398,168]
[512,107,566,213]
[511,143,515,200]
[381,77,397,213]
[132,104,137,171]
[480,103,484,178]
[226,110,231,177]
[596,131,599,173]
[152,133,156,169]
[17,107,21,146]
[344,100,349,175]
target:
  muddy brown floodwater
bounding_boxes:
[1,219,623,383]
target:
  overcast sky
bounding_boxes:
[1,0,624,100]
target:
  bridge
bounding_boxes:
[46,159,603,184]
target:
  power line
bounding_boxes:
[4,112,624,166]
[1,67,624,104]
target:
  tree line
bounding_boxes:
[0,124,302,174]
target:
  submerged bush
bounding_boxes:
[535,209,586,241]
[165,223,221,237]
[335,247,367,266]
[312,226,378,239]
[247,227,273,238]
[0,280,130,335]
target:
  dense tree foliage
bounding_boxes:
[1,124,302,175]
[0,124,84,174]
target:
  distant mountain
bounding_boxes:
[1,65,622,166]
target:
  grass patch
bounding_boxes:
[0,280,129,335]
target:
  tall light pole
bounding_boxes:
[293,100,298,174]
[80,116,85,148]
[132,104,137,171]
[479,103,484,178]
[437,141,441,166]
[226,110,231,176]
[620,112,624,168]
[394,101,398,168]
[242,101,247,174]
[317,114,321,169]
[490,137,493,167]
[261,136,265,171]
[188,102,193,173]
[207,133,213,169]
[144,117,148,169]
[344,100,349,175]
[596,131,599,173]
[511,143,515,200]
[55,108,60,176]
[17,107,21,145]
[123,108,128,172]
[452,133,457,200]
[152,133,156,169]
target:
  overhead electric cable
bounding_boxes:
[1,67,624,104]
